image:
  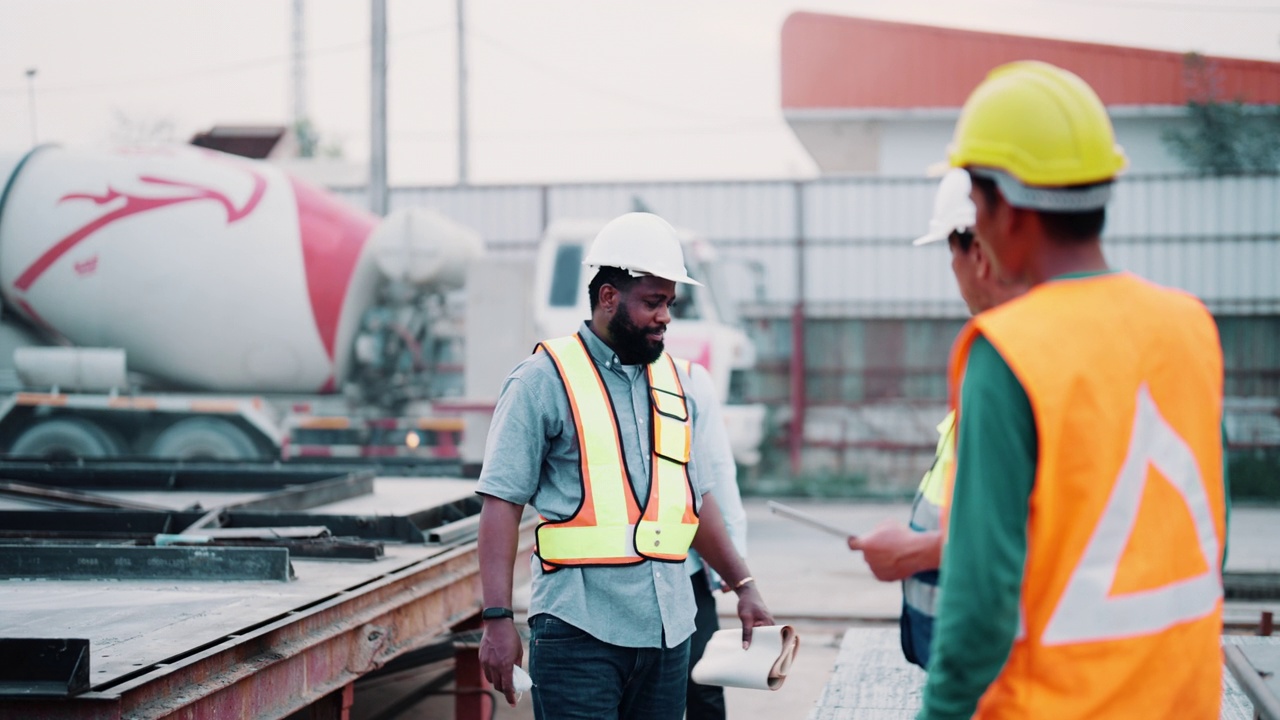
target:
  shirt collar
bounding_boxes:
[1049,268,1119,282]
[578,321,640,376]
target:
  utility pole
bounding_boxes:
[455,0,469,185]
[291,0,309,151]
[370,0,388,216]
[25,68,37,147]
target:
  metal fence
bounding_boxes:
[336,173,1280,309]
[336,174,1280,491]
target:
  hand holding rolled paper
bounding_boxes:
[691,624,800,691]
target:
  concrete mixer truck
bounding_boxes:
[0,144,482,462]
[0,144,766,468]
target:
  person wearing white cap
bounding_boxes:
[921,61,1227,720]
[475,212,773,720]
[846,169,1026,668]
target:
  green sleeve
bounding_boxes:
[919,336,1036,720]
[1223,422,1231,570]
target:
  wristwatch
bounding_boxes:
[481,607,515,620]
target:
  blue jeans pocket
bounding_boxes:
[530,614,591,645]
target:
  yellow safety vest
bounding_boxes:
[902,410,954,618]
[535,334,700,571]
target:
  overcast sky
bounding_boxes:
[2,0,1278,185]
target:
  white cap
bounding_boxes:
[912,168,976,246]
[583,212,703,286]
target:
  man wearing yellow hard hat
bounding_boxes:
[920,61,1229,719]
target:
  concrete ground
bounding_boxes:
[353,499,1280,720]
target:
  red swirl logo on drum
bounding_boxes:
[13,169,267,293]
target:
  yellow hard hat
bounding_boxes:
[948,61,1127,190]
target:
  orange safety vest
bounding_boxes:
[534,334,699,571]
[946,273,1226,719]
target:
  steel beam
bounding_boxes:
[0,639,90,698]
[1224,643,1280,720]
[0,509,427,543]
[453,617,488,720]
[180,471,374,533]
[0,462,368,492]
[0,480,170,511]
[0,545,294,581]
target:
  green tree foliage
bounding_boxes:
[1162,53,1280,174]
[293,118,319,158]
[291,118,345,159]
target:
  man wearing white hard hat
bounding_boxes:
[846,169,1026,668]
[475,212,773,720]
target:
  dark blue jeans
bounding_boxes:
[528,613,691,720]
[686,570,727,720]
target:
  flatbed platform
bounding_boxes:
[0,462,528,719]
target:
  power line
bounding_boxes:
[388,120,784,142]
[1035,0,1280,13]
[0,46,349,97]
[0,23,450,98]
[468,29,778,126]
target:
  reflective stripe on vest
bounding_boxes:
[945,273,1225,719]
[535,334,699,569]
[904,575,939,617]
[902,411,954,617]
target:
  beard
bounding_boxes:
[608,307,665,365]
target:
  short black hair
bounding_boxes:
[967,171,1107,245]
[588,266,640,310]
[970,171,999,212]
[949,228,975,253]
[1041,207,1106,244]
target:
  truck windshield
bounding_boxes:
[684,258,740,325]
[549,244,583,307]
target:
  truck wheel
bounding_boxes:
[148,418,262,460]
[9,418,126,459]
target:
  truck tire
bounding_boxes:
[148,418,262,460]
[9,418,126,459]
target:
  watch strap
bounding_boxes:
[481,606,515,620]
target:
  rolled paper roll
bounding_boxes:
[690,624,800,691]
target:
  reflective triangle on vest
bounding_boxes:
[1041,384,1222,646]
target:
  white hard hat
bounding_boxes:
[912,168,977,246]
[582,212,704,286]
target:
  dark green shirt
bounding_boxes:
[918,275,1230,720]
[918,335,1033,720]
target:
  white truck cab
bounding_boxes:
[530,219,765,466]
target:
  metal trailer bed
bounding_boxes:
[0,461,532,720]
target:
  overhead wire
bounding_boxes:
[467,29,779,127]
[1033,0,1280,13]
[0,23,451,97]
[388,121,786,142]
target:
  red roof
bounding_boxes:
[781,12,1280,111]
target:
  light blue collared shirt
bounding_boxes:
[682,362,748,587]
[476,322,712,648]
